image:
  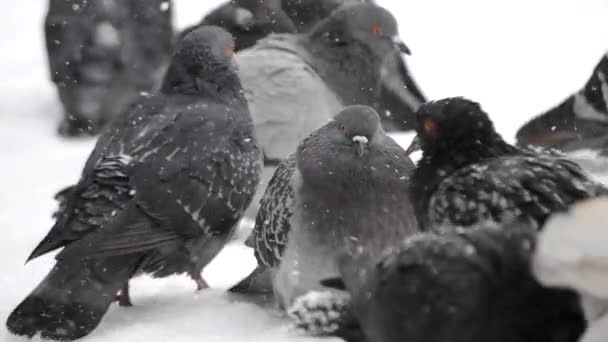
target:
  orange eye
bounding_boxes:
[423,119,438,137]
[371,23,382,37]
[225,45,234,57]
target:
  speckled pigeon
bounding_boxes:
[46,0,173,136]
[6,26,261,341]
[517,53,608,154]
[407,97,608,231]
[230,105,417,310]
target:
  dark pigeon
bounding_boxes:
[407,97,608,231]
[231,105,417,310]
[281,0,373,32]
[516,53,608,154]
[322,221,586,342]
[46,0,173,136]
[183,0,297,51]
[6,26,261,341]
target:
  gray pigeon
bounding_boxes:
[516,53,608,154]
[183,0,297,51]
[7,26,261,341]
[231,105,418,310]
[237,2,424,163]
[320,220,586,342]
[237,2,424,217]
[45,0,173,136]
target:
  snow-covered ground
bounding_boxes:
[1,0,607,341]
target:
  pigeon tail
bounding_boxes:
[7,253,141,341]
[229,265,273,294]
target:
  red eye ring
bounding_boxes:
[423,119,438,137]
[372,23,382,37]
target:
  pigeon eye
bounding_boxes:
[371,23,382,37]
[225,45,234,57]
[423,119,438,138]
[340,125,346,132]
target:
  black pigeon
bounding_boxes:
[6,26,261,341]
[231,105,418,309]
[322,221,586,342]
[281,0,373,32]
[183,0,297,51]
[407,97,607,231]
[45,0,173,136]
[517,53,608,154]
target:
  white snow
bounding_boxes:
[1,0,608,341]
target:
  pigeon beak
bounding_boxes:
[352,135,369,156]
[392,36,411,55]
[405,135,422,155]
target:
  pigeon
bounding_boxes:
[231,105,418,310]
[183,0,297,51]
[6,26,261,341]
[533,197,608,342]
[321,220,586,342]
[516,53,608,154]
[236,2,424,217]
[281,0,373,32]
[46,0,173,136]
[406,97,608,231]
[238,2,424,163]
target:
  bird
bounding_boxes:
[236,2,424,217]
[533,197,608,342]
[321,220,586,342]
[230,105,418,311]
[281,0,373,33]
[45,0,174,136]
[183,0,297,52]
[406,97,608,231]
[516,53,608,155]
[237,2,424,164]
[6,26,261,341]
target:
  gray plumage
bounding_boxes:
[232,105,417,309]
[516,53,608,154]
[7,26,261,341]
[323,221,586,342]
[45,0,173,136]
[237,2,424,162]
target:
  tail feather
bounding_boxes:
[229,265,273,294]
[7,255,140,340]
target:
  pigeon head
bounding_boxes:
[516,53,608,149]
[282,0,374,31]
[296,105,392,187]
[310,3,409,57]
[161,26,241,97]
[406,97,504,156]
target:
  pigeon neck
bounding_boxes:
[161,66,246,106]
[305,36,379,106]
